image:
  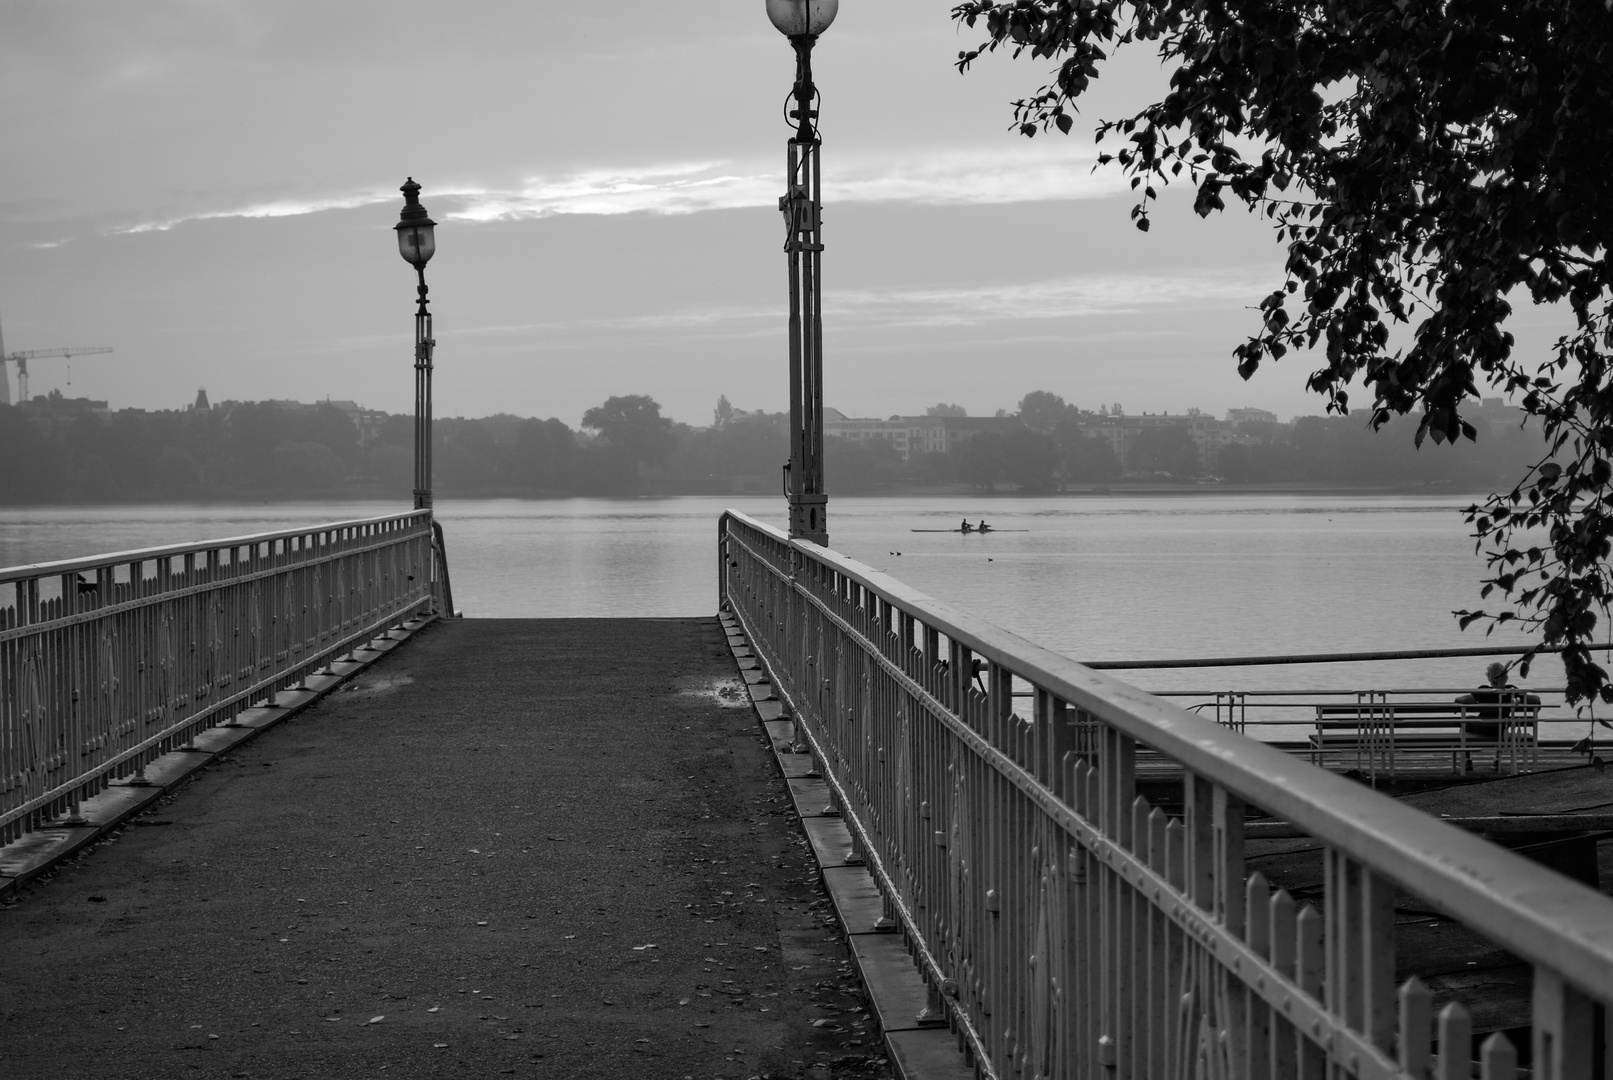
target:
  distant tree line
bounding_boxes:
[0,388,1546,505]
[922,391,1548,492]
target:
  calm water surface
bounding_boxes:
[0,495,1568,708]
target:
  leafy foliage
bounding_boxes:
[1003,427,1061,488]
[581,394,677,472]
[957,430,1010,490]
[1016,389,1073,432]
[1052,421,1122,482]
[954,0,1613,700]
[1130,424,1199,477]
[825,435,903,494]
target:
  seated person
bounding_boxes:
[1456,662,1540,768]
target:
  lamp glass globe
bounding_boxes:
[396,222,436,269]
[765,0,838,36]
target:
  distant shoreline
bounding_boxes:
[825,480,1492,499]
[0,480,1501,509]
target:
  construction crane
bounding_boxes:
[0,317,113,405]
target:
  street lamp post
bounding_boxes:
[395,178,437,512]
[767,0,837,546]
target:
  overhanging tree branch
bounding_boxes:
[954,0,1613,701]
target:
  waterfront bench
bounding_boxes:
[1310,699,1540,778]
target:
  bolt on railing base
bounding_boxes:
[120,767,155,787]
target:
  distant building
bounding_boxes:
[223,396,390,443]
[905,415,1025,457]
[821,410,1024,461]
[821,411,917,458]
[14,390,112,437]
[820,407,1259,472]
[1226,407,1279,425]
[255,398,310,415]
[1470,397,1532,434]
[19,390,110,417]
[191,388,211,411]
[1074,410,1239,475]
[323,399,392,444]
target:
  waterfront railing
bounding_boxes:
[1,511,445,846]
[719,508,1613,1079]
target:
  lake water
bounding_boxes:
[0,495,1575,725]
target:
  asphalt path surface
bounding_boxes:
[0,618,892,1080]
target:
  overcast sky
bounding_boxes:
[0,1,1562,428]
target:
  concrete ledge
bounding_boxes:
[823,865,887,935]
[779,753,819,780]
[0,614,438,902]
[886,1029,976,1080]
[787,777,831,818]
[850,934,933,1033]
[763,719,796,755]
[719,606,974,1080]
[802,816,855,868]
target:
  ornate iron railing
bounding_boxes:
[1,512,443,845]
[719,509,1613,1079]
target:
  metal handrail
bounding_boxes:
[1081,644,1613,669]
[1145,687,1570,698]
[0,510,426,585]
[1,512,443,846]
[719,508,1613,1079]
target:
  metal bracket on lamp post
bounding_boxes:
[781,32,828,546]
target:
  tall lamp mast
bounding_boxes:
[767,0,837,546]
[394,178,438,512]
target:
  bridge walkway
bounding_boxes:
[0,618,889,1080]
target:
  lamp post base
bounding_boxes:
[788,493,827,546]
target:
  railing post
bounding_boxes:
[59,571,88,826]
[717,514,728,612]
[1533,970,1597,1080]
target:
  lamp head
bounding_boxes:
[394,177,437,270]
[765,0,837,37]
